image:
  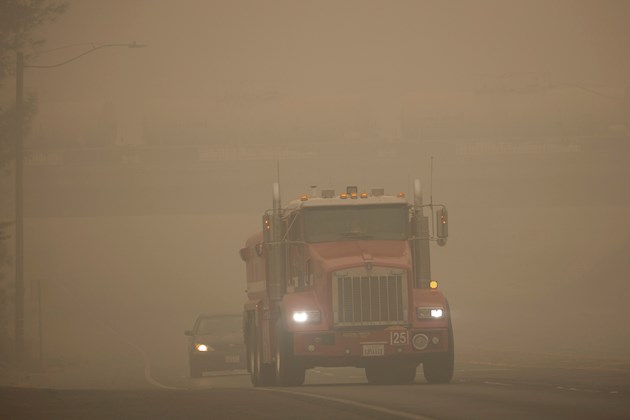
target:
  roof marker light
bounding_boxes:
[340,193,348,199]
[360,192,368,198]
[429,280,438,289]
[397,192,406,198]
[300,194,308,201]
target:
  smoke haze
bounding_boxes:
[1,0,629,380]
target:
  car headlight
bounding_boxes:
[194,343,214,352]
[292,310,321,324]
[416,307,445,320]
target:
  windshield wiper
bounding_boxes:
[338,232,374,240]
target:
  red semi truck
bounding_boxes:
[239,180,452,386]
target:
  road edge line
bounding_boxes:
[256,388,435,420]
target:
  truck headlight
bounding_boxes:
[416,307,445,320]
[292,310,321,324]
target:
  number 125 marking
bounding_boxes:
[390,331,409,345]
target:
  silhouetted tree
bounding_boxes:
[0,0,67,354]
[0,221,12,356]
[0,0,68,168]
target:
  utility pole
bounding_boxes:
[14,51,24,364]
[38,278,43,371]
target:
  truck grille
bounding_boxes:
[332,267,408,327]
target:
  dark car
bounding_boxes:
[184,314,246,377]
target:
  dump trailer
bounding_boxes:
[239,180,452,386]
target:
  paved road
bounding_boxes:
[0,386,386,420]
[3,348,629,419]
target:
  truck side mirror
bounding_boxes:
[436,207,448,239]
[239,247,252,262]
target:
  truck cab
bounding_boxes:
[240,181,452,386]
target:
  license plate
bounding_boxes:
[224,355,241,364]
[362,344,385,357]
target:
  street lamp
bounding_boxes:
[13,42,146,365]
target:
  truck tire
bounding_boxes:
[365,361,416,385]
[365,364,389,384]
[275,329,305,386]
[391,361,417,384]
[250,324,275,387]
[246,317,252,374]
[423,323,454,384]
[248,325,258,386]
[422,351,454,384]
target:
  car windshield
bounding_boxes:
[303,204,408,243]
[195,315,241,335]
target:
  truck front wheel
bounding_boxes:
[422,351,454,383]
[249,324,275,387]
[365,361,416,384]
[275,329,305,386]
[422,324,454,384]
[392,362,417,384]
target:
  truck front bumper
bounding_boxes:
[292,327,450,366]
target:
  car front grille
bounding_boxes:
[332,266,408,327]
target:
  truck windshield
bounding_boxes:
[303,205,408,243]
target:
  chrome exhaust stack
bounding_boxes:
[268,182,285,301]
[412,179,431,288]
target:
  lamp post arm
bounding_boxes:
[547,83,625,101]
[25,42,146,69]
